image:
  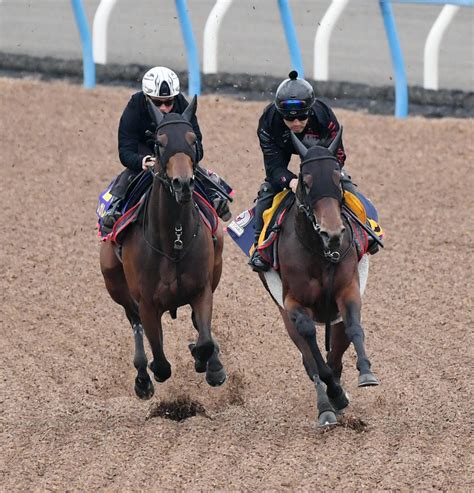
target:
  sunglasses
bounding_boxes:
[149,97,175,108]
[283,113,309,122]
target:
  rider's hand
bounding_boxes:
[142,155,156,170]
[289,178,298,193]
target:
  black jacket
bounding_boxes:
[118,92,204,172]
[257,100,346,190]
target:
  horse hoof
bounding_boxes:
[134,377,154,400]
[149,361,172,383]
[206,367,227,387]
[318,410,338,427]
[329,390,350,411]
[358,373,379,387]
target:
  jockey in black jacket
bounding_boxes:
[248,70,370,272]
[102,66,230,233]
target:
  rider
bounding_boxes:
[248,70,376,272]
[102,66,231,233]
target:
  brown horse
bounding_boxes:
[100,97,226,399]
[259,128,378,426]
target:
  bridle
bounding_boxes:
[142,117,200,263]
[296,156,354,264]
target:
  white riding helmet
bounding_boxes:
[142,66,180,98]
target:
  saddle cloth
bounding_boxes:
[226,190,383,268]
[96,187,218,244]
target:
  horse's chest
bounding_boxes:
[154,269,207,306]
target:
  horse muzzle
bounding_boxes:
[172,176,195,203]
[320,227,345,251]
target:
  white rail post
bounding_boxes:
[93,0,118,65]
[203,0,233,74]
[423,4,460,90]
[313,0,350,81]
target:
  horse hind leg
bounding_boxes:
[128,314,154,400]
[327,321,351,385]
[100,242,154,399]
[339,299,379,387]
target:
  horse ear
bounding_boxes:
[328,126,343,156]
[147,98,164,126]
[290,131,308,159]
[182,95,197,122]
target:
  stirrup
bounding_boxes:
[248,250,270,272]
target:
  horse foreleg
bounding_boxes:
[190,311,226,387]
[337,288,379,387]
[282,301,348,425]
[100,241,153,399]
[189,286,215,366]
[327,321,351,384]
[139,302,171,383]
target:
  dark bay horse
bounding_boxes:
[259,128,378,426]
[100,97,226,399]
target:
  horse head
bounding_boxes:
[291,127,345,253]
[147,96,198,203]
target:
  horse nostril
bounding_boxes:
[320,231,330,242]
[172,177,182,190]
[341,227,346,236]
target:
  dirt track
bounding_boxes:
[1,78,473,491]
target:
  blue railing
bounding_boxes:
[70,0,95,88]
[277,0,304,77]
[175,0,201,96]
[379,0,474,117]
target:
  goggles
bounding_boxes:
[278,99,308,111]
[148,97,175,108]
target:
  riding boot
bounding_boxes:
[248,181,275,272]
[102,168,138,233]
[102,196,123,234]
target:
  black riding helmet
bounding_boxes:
[275,70,315,120]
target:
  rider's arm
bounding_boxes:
[118,98,148,172]
[257,115,296,190]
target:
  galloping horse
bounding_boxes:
[259,128,378,426]
[100,97,226,399]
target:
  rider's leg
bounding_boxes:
[102,168,139,232]
[196,166,232,221]
[248,181,276,272]
[341,168,379,255]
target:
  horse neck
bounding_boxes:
[146,179,197,254]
